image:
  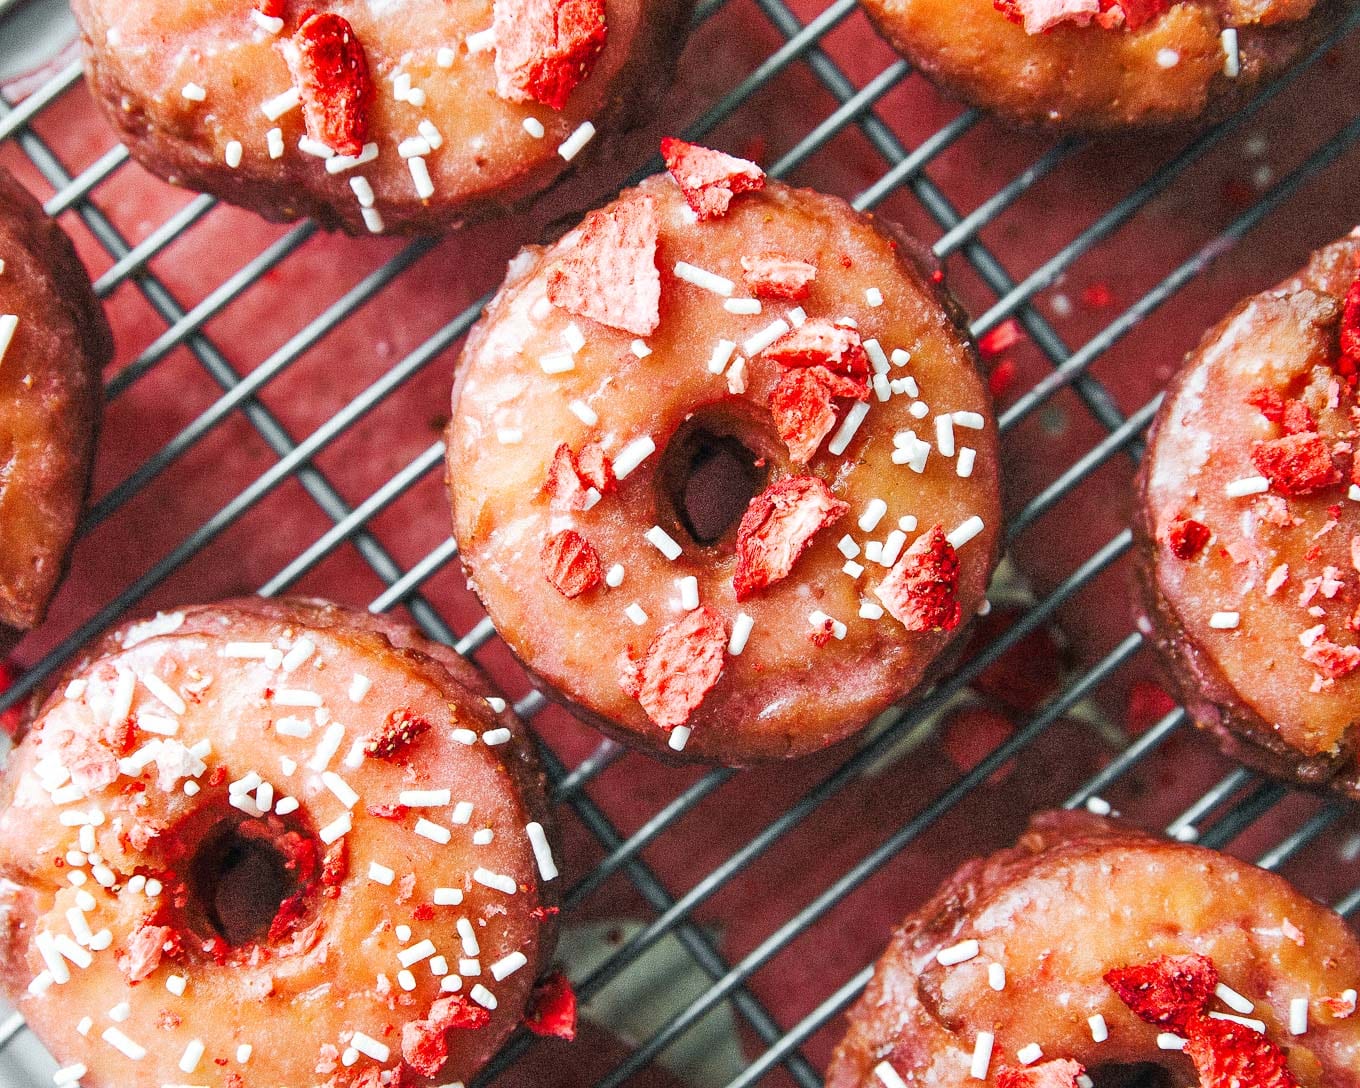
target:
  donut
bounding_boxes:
[855,0,1351,132]
[0,167,110,653]
[1137,230,1360,803]
[826,810,1360,1088]
[71,0,692,234]
[0,597,564,1088]
[446,142,1002,764]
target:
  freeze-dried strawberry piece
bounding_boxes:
[402,996,493,1077]
[1250,389,1318,435]
[1250,433,1342,497]
[1104,953,1217,1032]
[732,476,849,599]
[542,529,602,598]
[255,0,285,17]
[875,525,962,633]
[1340,274,1360,379]
[120,922,179,983]
[996,1060,1086,1088]
[661,138,766,220]
[365,707,432,759]
[619,607,728,729]
[492,0,607,109]
[1185,1013,1299,1088]
[525,972,578,1040]
[1302,636,1360,679]
[769,366,868,464]
[741,253,817,300]
[287,13,374,157]
[1322,989,1358,1017]
[994,0,1166,33]
[763,318,870,383]
[547,196,661,336]
[1166,515,1210,560]
[544,442,616,509]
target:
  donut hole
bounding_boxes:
[1087,1064,1175,1088]
[187,820,300,947]
[656,412,774,549]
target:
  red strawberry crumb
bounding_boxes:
[364,708,432,760]
[619,606,728,730]
[287,13,373,157]
[1184,1013,1299,1088]
[120,922,179,983]
[1248,387,1286,422]
[740,253,817,300]
[762,318,870,383]
[401,996,492,1077]
[996,1060,1086,1088]
[367,803,410,820]
[809,615,836,647]
[1322,990,1357,1017]
[1302,636,1360,679]
[979,318,1022,357]
[1166,515,1210,560]
[525,972,578,1040]
[661,138,766,220]
[492,0,607,110]
[542,529,603,598]
[1104,953,1218,1032]
[874,525,962,633]
[544,442,617,509]
[768,366,869,464]
[732,476,849,599]
[1250,432,1342,497]
[255,0,284,15]
[530,905,561,921]
[268,893,308,940]
[547,196,661,336]
[994,0,1167,34]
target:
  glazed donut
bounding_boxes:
[826,810,1360,1088]
[0,167,109,653]
[0,597,562,1088]
[1137,230,1360,803]
[446,142,1002,764]
[71,0,691,234]
[855,0,1351,131]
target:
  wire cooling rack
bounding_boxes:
[2,2,1360,1086]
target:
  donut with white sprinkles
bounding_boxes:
[71,0,692,233]
[446,141,1002,764]
[826,811,1360,1088]
[0,598,564,1087]
[855,0,1352,131]
[0,166,110,653]
[1138,229,1360,803]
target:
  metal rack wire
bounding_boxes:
[2,2,1359,1086]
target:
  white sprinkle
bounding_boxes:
[828,402,870,456]
[140,671,186,715]
[179,1038,205,1074]
[875,1061,908,1088]
[523,116,546,138]
[969,1033,994,1080]
[1016,1043,1043,1066]
[415,818,452,844]
[276,688,323,708]
[102,1028,146,1060]
[631,339,652,358]
[1216,983,1255,1014]
[726,356,747,395]
[181,82,206,101]
[51,933,91,968]
[434,887,464,906]
[843,560,864,578]
[166,975,187,996]
[988,962,1005,991]
[452,801,474,824]
[497,428,524,445]
[470,983,498,1009]
[440,975,464,992]
[392,72,413,101]
[707,339,737,374]
[88,930,112,950]
[399,939,437,968]
[64,678,88,700]
[678,576,700,611]
[567,399,599,426]
[859,499,888,532]
[275,716,312,739]
[237,1044,253,1063]
[473,867,518,894]
[808,611,846,641]
[225,140,243,168]
[347,674,372,703]
[865,287,884,307]
[490,951,528,981]
[407,156,435,200]
[1085,796,1112,816]
[956,448,977,478]
[53,1065,86,1086]
[108,668,137,728]
[668,725,692,751]
[326,143,380,174]
[600,562,626,590]
[251,10,284,32]
[418,119,444,150]
[522,820,559,881]
[343,1047,360,1066]
[742,319,790,356]
[398,138,430,160]
[274,796,299,816]
[451,917,480,958]
[298,134,335,159]
[401,788,453,808]
[673,260,736,297]
[872,374,891,402]
[28,972,54,996]
[319,812,352,845]
[613,436,656,479]
[368,862,395,885]
[936,939,979,966]
[953,411,985,430]
[352,1032,390,1063]
[909,401,929,419]
[1290,997,1309,1035]
[1157,47,1181,68]
[472,828,494,846]
[1226,475,1270,497]
[437,46,457,66]
[362,207,385,234]
[947,516,985,549]
[430,956,449,976]
[466,26,496,51]
[1157,1033,1187,1051]
[1209,612,1241,630]
[557,121,595,161]
[309,722,346,772]
[261,87,301,120]
[1089,1014,1108,1042]
[646,526,683,560]
[34,932,70,984]
[725,298,762,315]
[880,530,907,568]
[935,414,956,458]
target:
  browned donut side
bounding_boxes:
[0,168,110,651]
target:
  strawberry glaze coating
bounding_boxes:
[1137,230,1360,802]
[856,0,1351,132]
[826,811,1360,1088]
[447,170,1001,764]
[71,0,691,234]
[0,598,561,1088]
[0,168,110,653]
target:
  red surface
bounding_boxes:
[3,4,1360,1084]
